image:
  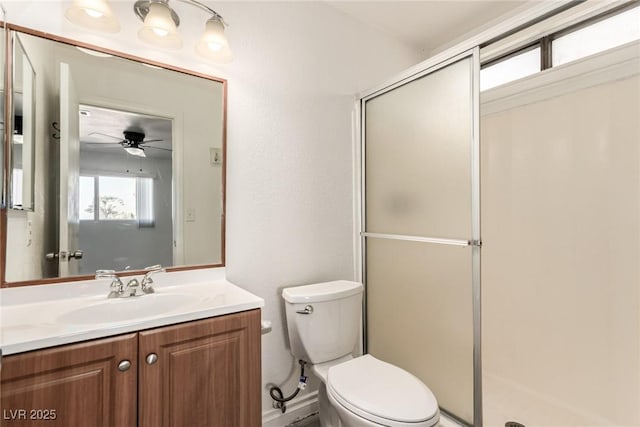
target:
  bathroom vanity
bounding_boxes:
[0,270,263,427]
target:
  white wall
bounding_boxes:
[219,3,423,417]
[2,0,422,420]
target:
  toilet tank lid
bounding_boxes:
[282,281,363,303]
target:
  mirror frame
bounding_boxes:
[0,24,227,288]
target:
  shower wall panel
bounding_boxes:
[481,73,640,426]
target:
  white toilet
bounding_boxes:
[283,280,440,427]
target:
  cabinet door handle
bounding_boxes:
[118,360,131,371]
[146,353,158,365]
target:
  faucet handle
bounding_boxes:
[141,265,165,294]
[97,270,124,298]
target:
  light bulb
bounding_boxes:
[84,8,103,18]
[138,1,182,49]
[153,28,169,37]
[65,0,120,33]
[207,42,223,51]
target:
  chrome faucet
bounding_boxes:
[123,278,142,297]
[141,265,166,294]
[96,270,124,299]
[96,265,165,298]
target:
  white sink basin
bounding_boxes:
[1,272,265,355]
[57,293,200,324]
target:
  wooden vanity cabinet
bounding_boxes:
[1,309,261,427]
[0,334,138,427]
[139,308,261,427]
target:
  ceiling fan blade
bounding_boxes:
[88,131,123,140]
[142,138,164,143]
[82,141,122,146]
[142,145,172,152]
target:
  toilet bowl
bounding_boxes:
[282,281,440,427]
[326,355,439,427]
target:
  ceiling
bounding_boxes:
[326,0,529,54]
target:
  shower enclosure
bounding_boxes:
[359,4,639,426]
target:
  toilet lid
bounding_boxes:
[327,355,438,425]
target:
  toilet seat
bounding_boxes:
[326,355,439,427]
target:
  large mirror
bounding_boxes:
[4,29,225,284]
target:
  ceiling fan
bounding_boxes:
[84,130,171,158]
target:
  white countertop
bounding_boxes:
[0,268,264,355]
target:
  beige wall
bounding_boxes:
[481,72,640,426]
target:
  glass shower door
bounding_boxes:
[362,49,480,425]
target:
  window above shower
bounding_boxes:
[480,3,640,91]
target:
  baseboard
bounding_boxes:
[262,391,319,427]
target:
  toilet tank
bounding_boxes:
[283,281,363,364]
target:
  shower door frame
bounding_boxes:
[358,48,482,426]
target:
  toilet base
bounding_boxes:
[319,382,395,427]
[326,384,391,427]
[318,383,342,427]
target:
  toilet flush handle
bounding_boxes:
[296,305,314,315]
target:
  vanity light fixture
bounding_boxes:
[65,0,233,63]
[134,0,233,62]
[64,0,120,33]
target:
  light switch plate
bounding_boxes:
[210,147,222,166]
[186,208,196,222]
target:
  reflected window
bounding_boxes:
[553,6,640,66]
[80,175,154,225]
[79,176,94,220]
[481,47,541,91]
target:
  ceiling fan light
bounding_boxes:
[65,0,120,33]
[138,1,182,49]
[124,146,146,157]
[196,16,233,63]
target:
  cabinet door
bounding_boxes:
[1,334,137,427]
[138,309,261,427]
